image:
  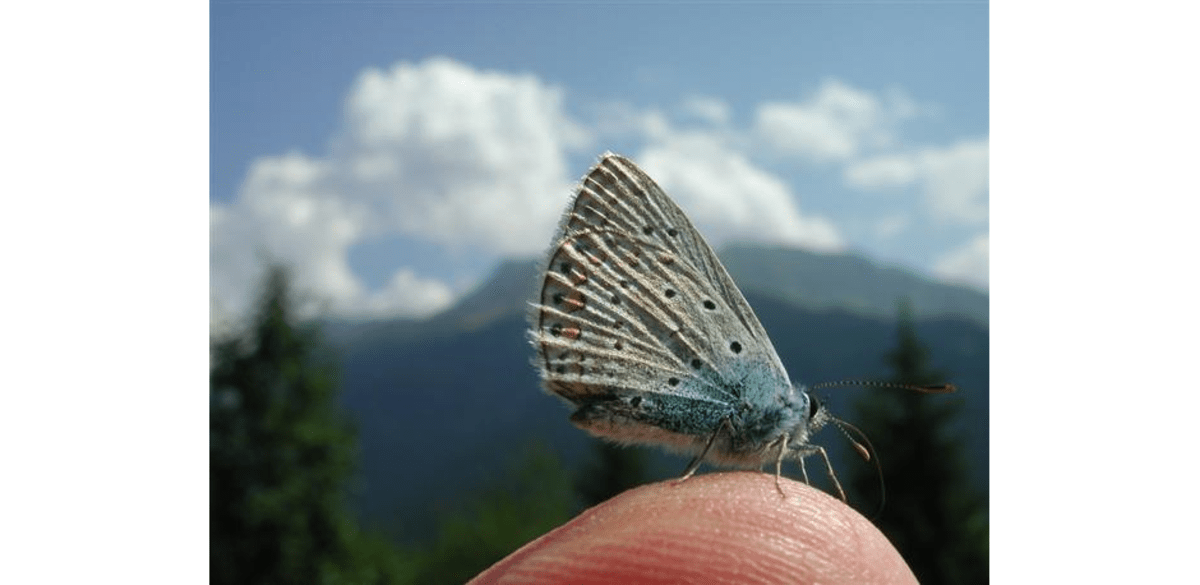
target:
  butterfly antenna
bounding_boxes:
[811,380,957,394]
[812,380,953,518]
[831,416,887,520]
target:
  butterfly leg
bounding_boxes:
[773,433,789,497]
[676,417,731,483]
[815,445,847,502]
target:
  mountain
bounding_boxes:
[324,244,989,542]
[329,246,986,350]
[719,244,988,327]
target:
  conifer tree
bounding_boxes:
[847,299,988,585]
[211,266,405,584]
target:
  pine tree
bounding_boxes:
[210,266,407,584]
[847,299,988,585]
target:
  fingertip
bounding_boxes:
[469,472,915,585]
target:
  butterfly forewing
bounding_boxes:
[537,231,690,400]
[534,153,792,410]
[588,155,784,369]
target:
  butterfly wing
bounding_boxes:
[531,153,793,445]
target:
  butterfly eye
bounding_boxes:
[808,395,821,419]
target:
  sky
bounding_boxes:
[210,1,988,326]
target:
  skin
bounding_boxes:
[468,471,916,585]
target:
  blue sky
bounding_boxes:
[210,1,988,325]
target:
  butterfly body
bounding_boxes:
[530,152,834,476]
[567,376,824,469]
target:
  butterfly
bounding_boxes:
[529,152,953,499]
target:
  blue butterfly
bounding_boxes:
[530,152,952,499]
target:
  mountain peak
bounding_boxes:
[717,244,987,326]
[439,243,988,330]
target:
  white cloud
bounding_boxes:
[845,138,989,225]
[680,96,731,126]
[844,154,920,188]
[754,79,916,162]
[567,99,843,251]
[333,57,591,253]
[211,57,591,323]
[210,152,377,322]
[874,214,911,239]
[935,233,989,289]
[588,101,673,142]
[212,60,981,327]
[637,133,844,251]
[350,268,455,320]
[920,139,989,224]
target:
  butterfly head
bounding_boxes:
[805,391,829,429]
[779,386,825,447]
[791,386,871,460]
